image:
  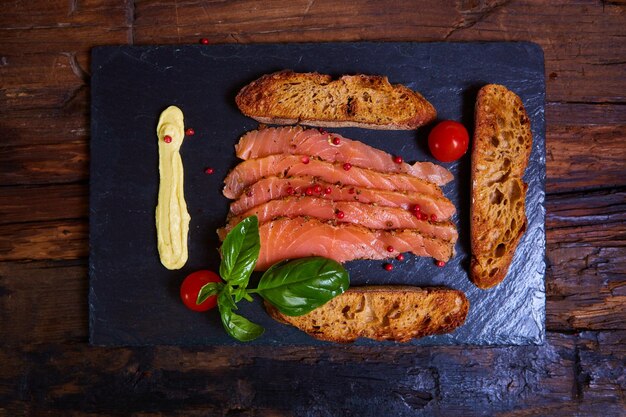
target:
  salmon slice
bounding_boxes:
[235,126,453,185]
[254,217,455,271]
[229,176,456,219]
[223,154,444,199]
[220,196,458,242]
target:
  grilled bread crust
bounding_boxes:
[470,84,532,289]
[236,70,437,130]
[265,286,469,343]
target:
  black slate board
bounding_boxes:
[89,42,546,346]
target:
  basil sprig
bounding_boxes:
[198,215,350,342]
[219,215,259,287]
[251,257,349,316]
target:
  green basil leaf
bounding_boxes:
[256,257,349,316]
[196,282,223,305]
[218,286,238,311]
[218,303,264,342]
[219,215,260,287]
[233,287,254,303]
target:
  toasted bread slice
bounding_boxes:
[235,70,436,130]
[265,286,469,343]
[470,84,532,289]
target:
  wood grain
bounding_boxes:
[0,142,88,185]
[0,332,622,416]
[0,0,131,28]
[0,10,129,54]
[133,0,626,104]
[0,260,87,346]
[546,125,626,193]
[546,189,626,331]
[0,184,87,225]
[0,221,87,261]
[1,0,625,414]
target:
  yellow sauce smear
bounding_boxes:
[155,106,190,270]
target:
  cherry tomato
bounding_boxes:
[428,121,469,162]
[180,270,221,312]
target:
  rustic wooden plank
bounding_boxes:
[0,1,128,113]
[0,107,88,147]
[546,125,626,193]
[1,84,86,114]
[0,0,131,28]
[546,189,626,247]
[577,331,626,401]
[0,1,129,52]
[0,333,578,416]
[544,107,626,192]
[133,0,458,42]
[0,142,88,185]
[0,53,86,88]
[0,260,87,346]
[447,0,626,104]
[546,189,626,331]
[0,220,87,262]
[0,332,620,415]
[0,184,87,225]
[0,53,87,112]
[496,400,626,417]
[133,0,626,104]
[546,102,626,126]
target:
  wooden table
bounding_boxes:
[1,1,624,415]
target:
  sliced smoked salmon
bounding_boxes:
[223,155,444,200]
[254,217,455,270]
[228,176,456,219]
[235,126,453,185]
[220,196,458,242]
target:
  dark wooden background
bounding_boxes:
[1,1,624,415]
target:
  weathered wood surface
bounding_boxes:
[0,332,623,416]
[0,0,624,415]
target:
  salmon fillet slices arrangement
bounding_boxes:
[236,126,453,185]
[228,176,456,220]
[221,126,458,269]
[223,154,446,200]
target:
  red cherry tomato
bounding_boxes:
[428,121,470,162]
[180,270,221,312]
